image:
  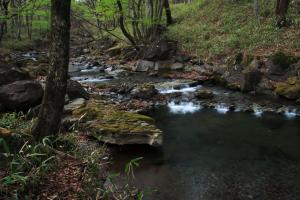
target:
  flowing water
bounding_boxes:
[66,62,300,199]
[112,106,300,200]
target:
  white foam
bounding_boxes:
[79,78,110,84]
[80,67,99,73]
[71,76,110,84]
[215,104,230,114]
[253,105,263,117]
[212,91,221,95]
[22,53,37,61]
[159,85,200,94]
[284,109,297,119]
[168,101,201,114]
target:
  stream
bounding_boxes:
[67,57,300,199]
[112,107,300,200]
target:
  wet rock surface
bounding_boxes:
[3,51,299,147]
[196,89,214,99]
[65,53,300,119]
[130,84,158,100]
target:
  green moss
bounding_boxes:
[73,101,103,121]
[123,113,154,123]
[73,100,157,136]
[275,77,300,99]
[95,83,110,89]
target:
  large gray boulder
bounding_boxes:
[132,60,155,72]
[0,80,43,111]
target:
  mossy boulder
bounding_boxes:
[72,100,162,146]
[130,84,158,100]
[275,77,300,100]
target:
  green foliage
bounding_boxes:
[166,0,300,59]
[125,157,143,178]
[0,112,26,130]
[1,136,55,195]
[0,138,10,154]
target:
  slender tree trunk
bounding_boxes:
[0,0,9,43]
[17,13,22,40]
[25,14,32,39]
[164,0,173,25]
[275,0,290,27]
[32,0,71,141]
[116,0,138,49]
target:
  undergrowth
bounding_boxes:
[0,113,145,199]
[166,0,300,60]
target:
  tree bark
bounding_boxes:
[0,0,9,43]
[164,0,173,25]
[275,0,290,27]
[116,0,138,49]
[32,0,71,141]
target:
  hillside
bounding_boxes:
[167,0,300,62]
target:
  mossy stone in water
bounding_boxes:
[72,100,162,146]
[275,77,300,100]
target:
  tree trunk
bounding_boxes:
[116,0,138,49]
[164,0,173,25]
[32,0,71,141]
[0,0,9,43]
[275,0,290,27]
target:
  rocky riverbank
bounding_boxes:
[1,42,300,146]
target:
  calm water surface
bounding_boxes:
[112,107,300,200]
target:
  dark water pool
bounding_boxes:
[111,107,300,200]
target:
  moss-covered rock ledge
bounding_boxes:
[69,100,162,146]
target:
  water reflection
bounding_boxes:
[112,107,300,200]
